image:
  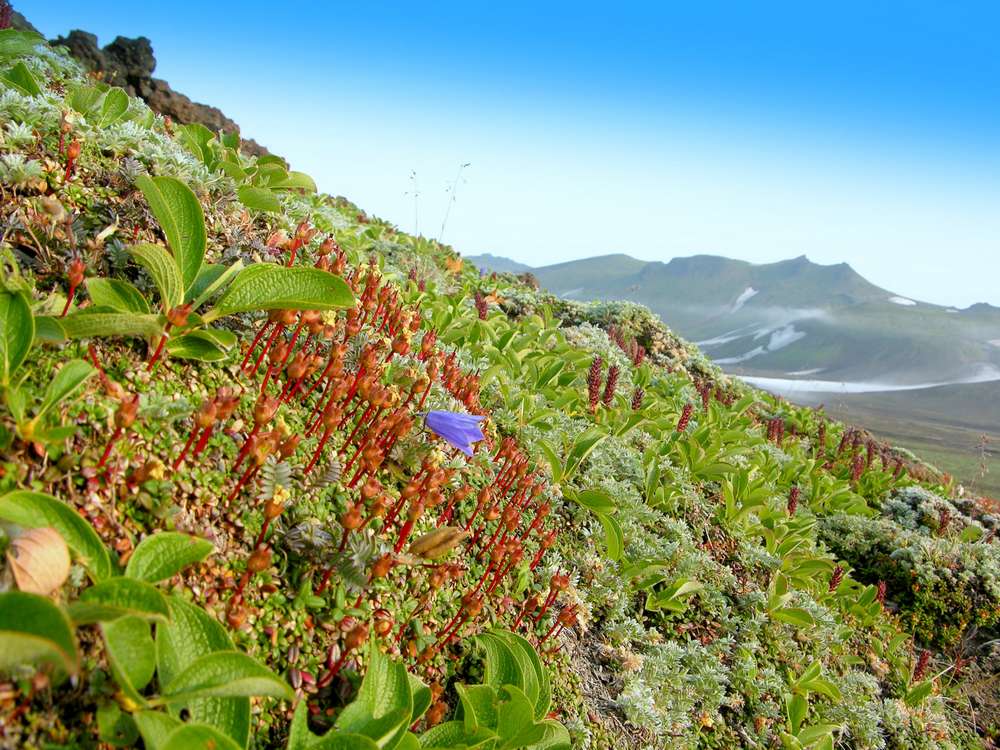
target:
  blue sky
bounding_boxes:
[27,1,1000,307]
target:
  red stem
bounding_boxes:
[241,321,273,370]
[172,427,200,470]
[60,284,77,317]
[97,427,123,468]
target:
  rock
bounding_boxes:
[46,26,270,157]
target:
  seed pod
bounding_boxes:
[7,527,70,596]
[246,545,272,574]
[344,622,369,652]
[408,527,470,560]
[115,394,140,429]
[371,553,395,579]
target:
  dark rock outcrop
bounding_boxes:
[47,29,270,157]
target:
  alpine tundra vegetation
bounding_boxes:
[3,27,1000,750]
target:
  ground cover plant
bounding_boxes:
[2,28,1000,750]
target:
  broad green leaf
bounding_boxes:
[458,684,499,734]
[59,309,164,340]
[904,680,934,707]
[530,720,571,750]
[0,29,45,61]
[85,278,151,314]
[97,701,140,747]
[205,264,354,321]
[33,315,66,343]
[126,532,214,583]
[67,85,104,115]
[271,171,318,192]
[772,608,816,628]
[0,591,78,674]
[156,596,249,748]
[99,87,130,125]
[417,721,496,749]
[495,685,546,749]
[102,615,155,702]
[0,61,41,95]
[476,633,523,694]
[287,701,382,750]
[336,644,412,747]
[161,724,243,750]
[409,672,432,724]
[0,490,112,580]
[135,175,207,292]
[495,631,550,719]
[597,513,624,562]
[188,261,243,308]
[130,243,184,309]
[162,651,293,702]
[785,692,808,734]
[37,359,95,418]
[166,332,229,362]
[70,578,170,624]
[134,710,183,750]
[237,185,281,213]
[572,489,616,515]
[0,289,33,385]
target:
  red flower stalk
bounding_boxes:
[439,485,471,527]
[240,310,279,370]
[304,402,344,474]
[815,421,827,455]
[892,458,905,479]
[534,572,569,624]
[876,580,887,605]
[676,403,693,432]
[474,291,489,320]
[631,387,644,410]
[64,139,81,181]
[434,592,483,650]
[98,393,139,468]
[228,432,276,502]
[530,529,557,570]
[464,486,491,530]
[632,344,646,367]
[601,365,620,406]
[937,508,951,535]
[249,309,296,376]
[60,257,85,317]
[513,594,540,630]
[866,440,875,468]
[912,650,930,681]
[828,565,844,592]
[587,356,603,413]
[541,604,579,645]
[194,387,239,457]
[174,398,217,469]
[148,303,192,370]
[317,622,369,687]
[394,500,425,553]
[234,394,279,470]
[787,486,800,515]
[851,454,864,484]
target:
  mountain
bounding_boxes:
[469,252,1000,386]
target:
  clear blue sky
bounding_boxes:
[26,1,1000,307]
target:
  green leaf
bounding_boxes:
[0,61,41,96]
[60,309,164,340]
[166,332,229,362]
[37,359,95,418]
[67,85,104,115]
[126,532,214,583]
[336,644,412,748]
[288,701,382,750]
[102,615,155,702]
[0,490,112,581]
[97,701,140,747]
[162,651,293,702]
[161,724,243,750]
[86,277,151,314]
[237,185,282,212]
[99,87,130,125]
[0,591,79,674]
[530,720,571,750]
[134,710,183,750]
[156,596,249,748]
[597,513,624,562]
[785,692,808,735]
[70,577,170,624]
[495,685,546,749]
[205,264,355,321]
[772,607,816,628]
[904,680,934,707]
[0,289,33,386]
[271,171,318,192]
[572,489,616,515]
[135,175,207,292]
[130,243,184,309]
[409,673,432,725]
[495,631,550,720]
[33,315,66,343]
[0,29,45,61]
[458,684,499,734]
[418,721,496,748]
[188,261,243,308]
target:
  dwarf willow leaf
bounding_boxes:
[156,596,250,748]
[70,578,171,624]
[0,289,33,386]
[0,591,79,674]
[166,333,229,362]
[162,650,293,702]
[237,185,281,213]
[102,615,156,702]
[135,175,206,292]
[126,532,214,583]
[0,61,41,96]
[99,87,130,125]
[205,264,354,321]
[59,310,164,340]
[130,243,184,309]
[134,711,183,750]
[0,490,113,581]
[86,277,151,314]
[38,358,95,418]
[188,261,243,308]
[161,724,243,750]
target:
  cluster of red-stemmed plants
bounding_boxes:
[78,224,578,722]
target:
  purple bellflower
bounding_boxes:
[425,410,486,456]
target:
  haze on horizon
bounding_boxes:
[27,0,1000,308]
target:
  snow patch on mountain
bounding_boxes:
[731,287,758,313]
[716,324,805,364]
[889,296,917,306]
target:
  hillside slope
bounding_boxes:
[470,253,1000,385]
[3,29,1000,750]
